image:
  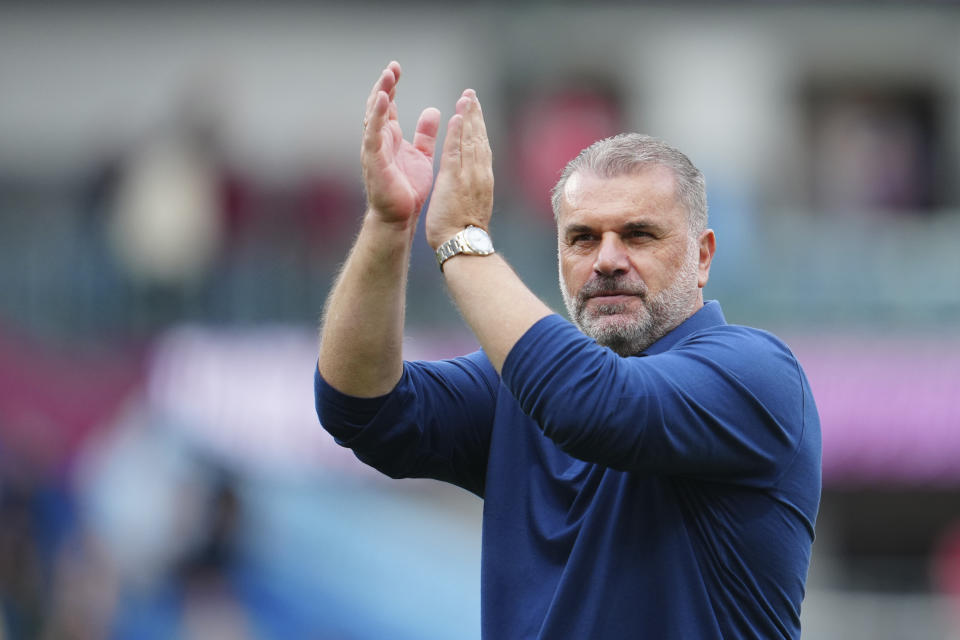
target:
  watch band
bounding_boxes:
[435,225,495,271]
[435,235,466,268]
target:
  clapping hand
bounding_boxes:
[361,61,441,227]
[425,89,495,250]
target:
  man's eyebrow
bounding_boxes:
[622,220,663,234]
[562,223,594,237]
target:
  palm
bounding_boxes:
[366,120,435,220]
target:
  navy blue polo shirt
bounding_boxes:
[315,301,821,639]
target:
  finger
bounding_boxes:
[472,94,493,166]
[449,96,471,170]
[389,116,403,152]
[469,90,490,143]
[366,65,398,115]
[413,107,441,160]
[455,93,471,117]
[386,60,402,100]
[439,113,464,170]
[461,90,484,139]
[458,90,489,168]
[363,90,390,154]
[365,69,385,113]
[460,95,476,158]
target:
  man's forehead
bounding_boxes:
[559,166,680,217]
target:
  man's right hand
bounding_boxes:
[319,62,439,397]
[362,61,441,227]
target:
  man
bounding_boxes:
[315,61,821,639]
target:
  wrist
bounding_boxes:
[364,207,418,237]
[428,227,460,251]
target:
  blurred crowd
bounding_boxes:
[75,89,361,336]
[0,86,404,640]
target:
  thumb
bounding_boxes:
[412,107,441,159]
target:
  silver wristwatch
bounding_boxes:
[435,225,495,271]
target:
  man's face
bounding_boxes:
[557,167,714,356]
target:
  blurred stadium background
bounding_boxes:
[1,3,959,639]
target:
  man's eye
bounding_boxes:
[626,229,652,240]
[571,234,595,244]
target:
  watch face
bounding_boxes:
[464,227,493,253]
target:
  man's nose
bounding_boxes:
[593,232,630,275]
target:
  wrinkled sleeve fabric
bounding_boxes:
[314,350,499,496]
[502,314,810,486]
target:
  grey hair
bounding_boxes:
[550,133,708,236]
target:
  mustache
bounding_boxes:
[577,275,648,302]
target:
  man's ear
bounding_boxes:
[697,229,716,289]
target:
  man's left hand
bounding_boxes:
[425,89,494,250]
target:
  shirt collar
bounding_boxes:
[639,300,726,356]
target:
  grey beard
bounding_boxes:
[561,245,700,356]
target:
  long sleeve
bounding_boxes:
[315,350,500,496]
[501,313,816,488]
